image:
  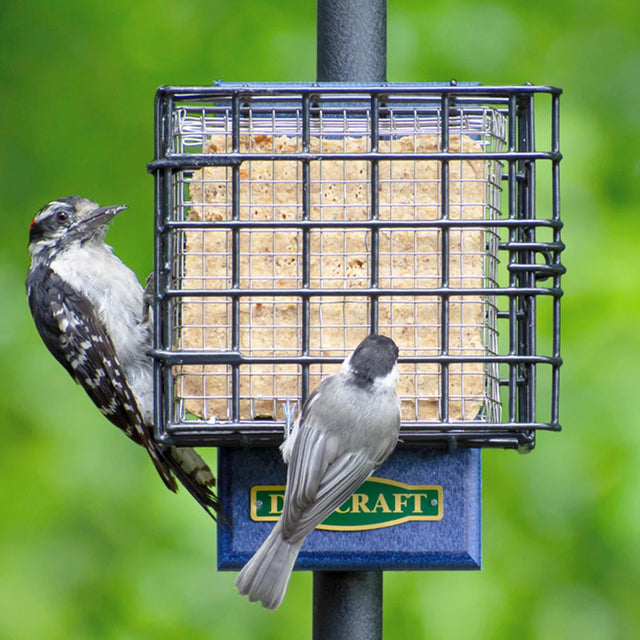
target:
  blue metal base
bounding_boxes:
[217,447,481,571]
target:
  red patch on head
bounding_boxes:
[29,218,37,229]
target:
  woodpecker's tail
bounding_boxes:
[145,444,222,521]
[164,446,222,521]
[235,520,303,610]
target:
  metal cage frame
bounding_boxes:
[148,82,564,452]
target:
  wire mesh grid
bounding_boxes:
[148,83,563,451]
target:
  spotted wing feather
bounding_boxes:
[26,265,177,491]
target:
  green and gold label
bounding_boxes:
[250,477,443,531]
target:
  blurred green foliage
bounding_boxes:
[1,1,639,638]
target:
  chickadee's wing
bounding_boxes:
[282,426,329,523]
[281,424,375,543]
[280,386,326,464]
[285,448,375,544]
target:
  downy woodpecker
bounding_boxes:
[26,196,220,519]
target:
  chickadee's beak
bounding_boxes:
[82,204,128,231]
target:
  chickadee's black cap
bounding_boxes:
[350,334,398,385]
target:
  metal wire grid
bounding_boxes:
[148,83,563,451]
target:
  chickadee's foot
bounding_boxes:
[282,397,297,439]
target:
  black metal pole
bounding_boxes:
[317,0,387,82]
[313,572,383,639]
[314,2,387,639]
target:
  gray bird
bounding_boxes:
[236,334,401,609]
[26,196,220,519]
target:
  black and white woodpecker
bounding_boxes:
[26,196,220,519]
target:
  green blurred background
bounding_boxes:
[1,1,639,638]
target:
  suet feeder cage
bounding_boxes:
[148,83,563,453]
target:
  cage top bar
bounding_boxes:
[154,82,562,101]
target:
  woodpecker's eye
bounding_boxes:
[56,210,69,223]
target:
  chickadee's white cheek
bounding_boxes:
[376,364,399,390]
[340,355,354,376]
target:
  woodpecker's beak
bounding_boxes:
[82,204,128,231]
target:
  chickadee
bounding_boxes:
[235,334,401,610]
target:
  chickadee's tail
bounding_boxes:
[235,521,304,610]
